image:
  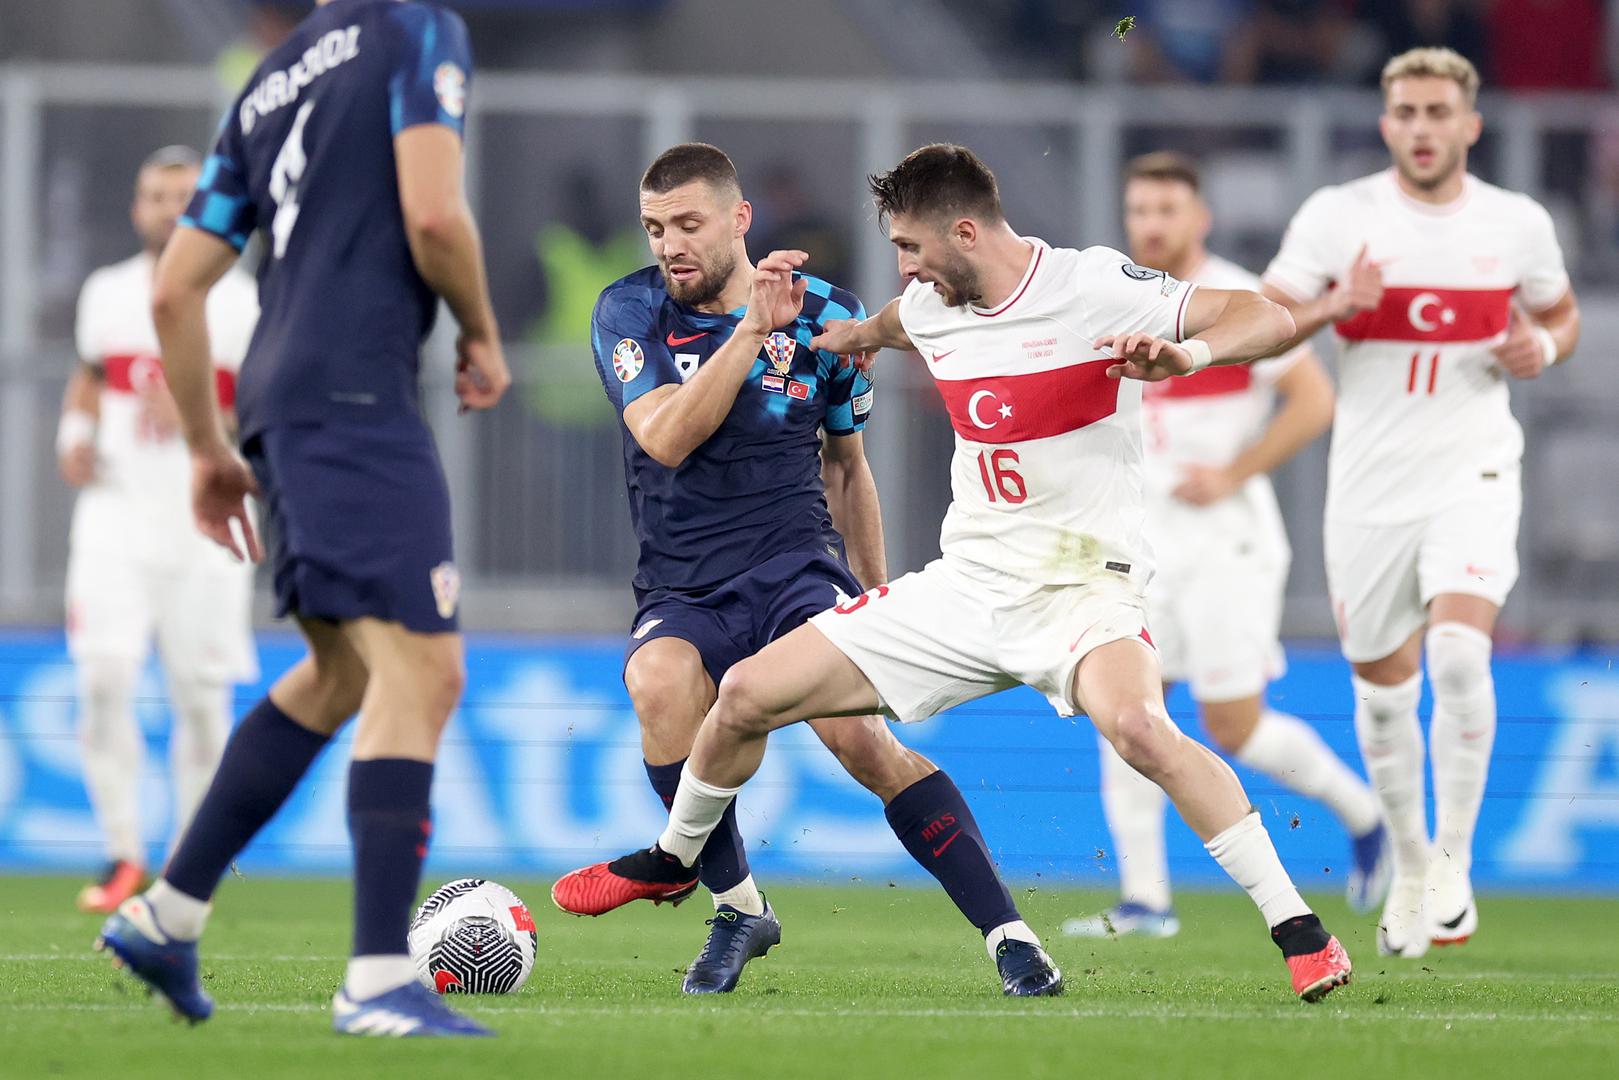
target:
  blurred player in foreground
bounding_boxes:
[60,146,260,915]
[1065,153,1386,941]
[552,143,1059,997]
[95,0,510,1037]
[558,144,1354,1002]
[1261,48,1579,958]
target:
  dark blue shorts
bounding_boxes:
[626,547,861,688]
[242,416,458,634]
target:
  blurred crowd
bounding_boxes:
[984,0,1615,89]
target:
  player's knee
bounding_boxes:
[1425,623,1493,704]
[711,662,778,740]
[625,647,709,735]
[1109,702,1179,780]
[1203,718,1246,756]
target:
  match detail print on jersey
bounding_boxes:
[933,360,1121,444]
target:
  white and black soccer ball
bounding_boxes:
[408,878,537,995]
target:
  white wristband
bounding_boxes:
[1531,324,1558,367]
[1180,337,1213,374]
[56,410,95,455]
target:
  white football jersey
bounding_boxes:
[72,253,259,560]
[898,239,1197,588]
[1264,169,1569,524]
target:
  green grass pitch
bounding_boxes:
[1,876,1614,1078]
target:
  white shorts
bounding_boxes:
[1325,472,1521,664]
[1149,553,1287,704]
[1145,485,1289,703]
[808,557,1154,723]
[66,544,258,683]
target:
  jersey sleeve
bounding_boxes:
[386,3,473,138]
[73,270,108,367]
[1515,197,1571,312]
[591,287,682,413]
[818,293,873,436]
[1082,247,1198,343]
[180,112,258,253]
[1262,187,1341,301]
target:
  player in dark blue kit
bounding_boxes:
[551,144,1061,997]
[94,0,510,1037]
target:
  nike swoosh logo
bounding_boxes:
[932,830,963,857]
[1440,909,1469,930]
[930,350,956,363]
[667,331,708,347]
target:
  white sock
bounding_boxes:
[344,955,417,1000]
[984,919,1040,959]
[1235,708,1381,837]
[166,676,232,844]
[1204,811,1311,928]
[76,656,147,865]
[146,878,211,941]
[1426,624,1496,877]
[1097,734,1172,911]
[657,765,741,867]
[1351,672,1429,879]
[711,873,765,916]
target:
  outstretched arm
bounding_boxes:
[1260,243,1384,356]
[810,297,913,369]
[1103,287,1296,382]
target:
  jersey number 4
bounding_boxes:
[269,101,315,259]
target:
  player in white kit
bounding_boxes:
[557,144,1354,1001]
[1260,49,1581,957]
[1065,153,1387,942]
[57,146,259,913]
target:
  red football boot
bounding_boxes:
[552,846,699,916]
[77,860,145,914]
[1287,935,1353,1002]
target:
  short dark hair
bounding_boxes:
[640,142,741,198]
[1124,151,1200,193]
[868,143,1003,228]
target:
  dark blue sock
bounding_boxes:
[348,758,435,957]
[645,758,750,894]
[163,697,331,902]
[885,770,1020,934]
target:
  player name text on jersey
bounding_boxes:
[239,26,361,135]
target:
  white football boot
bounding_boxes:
[1376,876,1430,959]
[1427,855,1478,946]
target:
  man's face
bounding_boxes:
[131,164,199,255]
[1380,76,1480,192]
[888,212,980,309]
[1123,177,1208,272]
[639,179,746,307]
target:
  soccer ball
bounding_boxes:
[408,878,537,994]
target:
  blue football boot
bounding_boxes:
[682,899,782,994]
[94,895,213,1023]
[1347,822,1392,915]
[996,939,1064,997]
[332,981,494,1037]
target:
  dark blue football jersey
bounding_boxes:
[592,267,876,597]
[180,0,472,438]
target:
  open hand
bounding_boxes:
[191,442,262,563]
[1099,332,1195,382]
[1172,464,1240,506]
[1327,244,1384,322]
[740,250,809,337]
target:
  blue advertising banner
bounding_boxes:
[0,630,1614,890]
